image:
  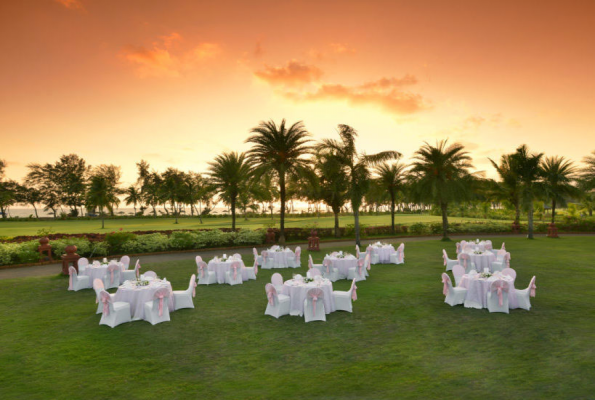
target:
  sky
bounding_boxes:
[1,0,594,185]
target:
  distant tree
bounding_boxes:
[409,140,474,240]
[489,154,522,225]
[124,186,142,216]
[512,145,544,239]
[161,168,187,224]
[580,150,595,189]
[541,156,578,223]
[375,162,407,234]
[246,119,312,244]
[86,175,119,229]
[0,160,18,219]
[17,184,42,219]
[54,154,90,216]
[90,165,122,216]
[25,163,61,219]
[208,152,252,231]
[316,125,400,246]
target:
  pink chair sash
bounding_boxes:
[351,280,358,301]
[262,251,268,263]
[136,263,141,278]
[265,283,276,305]
[442,250,448,266]
[355,244,360,258]
[530,277,537,297]
[492,281,509,307]
[441,274,450,296]
[154,288,169,317]
[68,266,76,290]
[459,253,469,269]
[308,288,324,317]
[323,259,331,274]
[198,261,207,278]
[501,242,506,250]
[230,261,240,280]
[100,291,111,316]
[107,264,118,284]
[253,260,258,275]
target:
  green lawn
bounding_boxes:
[1,236,593,399]
[0,214,510,237]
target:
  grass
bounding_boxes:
[1,236,593,399]
[0,214,510,237]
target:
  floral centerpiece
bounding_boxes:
[132,279,150,287]
[473,250,483,255]
[479,272,492,279]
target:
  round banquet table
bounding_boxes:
[368,245,394,264]
[459,273,518,309]
[208,258,248,284]
[113,279,174,320]
[81,263,124,287]
[324,255,358,278]
[281,279,335,316]
[264,249,295,268]
[460,241,493,252]
[460,251,496,272]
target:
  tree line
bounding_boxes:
[1,119,594,244]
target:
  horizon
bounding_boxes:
[1,0,594,185]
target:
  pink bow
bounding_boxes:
[267,291,275,305]
[324,259,331,274]
[101,296,110,316]
[530,281,537,297]
[443,252,447,266]
[460,254,468,269]
[352,284,358,301]
[136,264,141,278]
[494,283,508,306]
[232,265,237,280]
[442,276,449,296]
[312,295,318,317]
[193,281,197,297]
[157,293,165,317]
[68,272,73,290]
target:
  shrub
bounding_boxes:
[121,233,170,254]
[409,222,428,235]
[169,231,199,250]
[233,230,265,246]
[195,230,233,247]
[0,243,19,266]
[52,237,93,258]
[15,240,40,264]
[105,231,137,254]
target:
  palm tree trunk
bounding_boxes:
[231,195,236,231]
[390,193,395,234]
[441,202,449,240]
[527,203,534,239]
[32,204,39,219]
[514,203,521,225]
[551,200,556,224]
[354,204,361,247]
[334,210,340,238]
[101,208,105,229]
[198,201,203,224]
[279,171,286,245]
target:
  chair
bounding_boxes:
[356,245,365,260]
[121,260,141,282]
[485,240,493,251]
[322,259,340,282]
[195,255,203,264]
[142,270,158,280]
[93,279,115,314]
[307,268,322,278]
[99,290,131,328]
[501,267,516,280]
[264,284,290,318]
[458,253,476,274]
[104,262,122,290]
[515,276,537,311]
[173,274,197,310]
[78,257,89,274]
[244,259,258,280]
[253,248,263,266]
[288,246,301,268]
[261,251,274,269]
[308,255,324,273]
[347,255,367,282]
[120,255,130,270]
[452,265,465,287]
[441,273,467,306]
[501,242,506,250]
[442,249,458,271]
[492,252,511,272]
[225,261,243,286]
[368,246,379,265]
[487,280,510,313]
[333,278,358,313]
[143,288,171,325]
[68,266,90,291]
[304,288,326,322]
[390,243,405,264]
[271,273,284,293]
[197,261,217,285]
[495,249,507,262]
[456,242,461,254]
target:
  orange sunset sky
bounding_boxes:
[1,0,594,184]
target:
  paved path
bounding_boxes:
[1,233,591,280]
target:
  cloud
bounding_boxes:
[282,76,427,115]
[308,43,357,61]
[329,43,356,54]
[254,60,323,87]
[54,0,83,9]
[254,41,264,58]
[122,33,221,78]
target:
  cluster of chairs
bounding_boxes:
[307,253,371,282]
[254,247,302,269]
[356,243,405,264]
[93,273,198,328]
[195,255,258,286]
[441,268,537,313]
[265,273,359,322]
[443,245,511,274]
[68,255,143,291]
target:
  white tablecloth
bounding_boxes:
[460,241,493,252]
[81,263,124,286]
[368,245,394,264]
[264,248,295,268]
[459,273,518,309]
[208,258,248,284]
[281,279,335,316]
[461,251,496,272]
[114,280,174,320]
[324,255,358,277]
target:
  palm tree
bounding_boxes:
[580,150,595,188]
[161,168,187,224]
[316,125,400,246]
[375,162,407,234]
[246,119,312,244]
[489,154,522,226]
[208,152,252,231]
[541,156,578,224]
[409,140,474,240]
[86,175,119,229]
[124,186,142,216]
[512,145,544,239]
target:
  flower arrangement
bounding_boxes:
[479,272,492,279]
[473,251,483,255]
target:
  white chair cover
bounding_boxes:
[99,290,131,328]
[304,288,326,323]
[143,287,171,325]
[264,283,290,318]
[173,274,197,310]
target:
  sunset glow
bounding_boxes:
[1,0,594,183]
